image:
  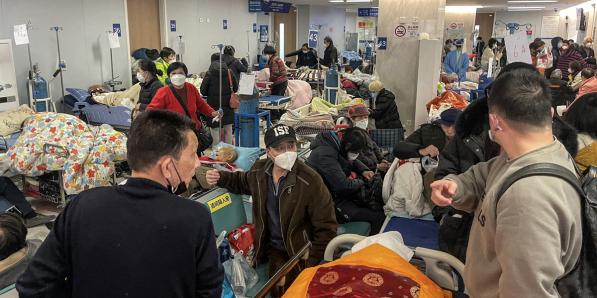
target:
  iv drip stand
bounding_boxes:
[50,26,66,102]
[178,35,184,63]
[246,30,252,73]
[105,30,122,92]
[26,21,33,80]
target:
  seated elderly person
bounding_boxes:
[346,104,390,172]
[393,108,461,160]
[0,213,41,289]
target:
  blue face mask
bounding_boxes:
[370,92,378,99]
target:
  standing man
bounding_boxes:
[17,110,224,298]
[431,68,581,297]
[206,124,337,297]
[444,40,469,81]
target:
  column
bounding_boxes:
[377,0,446,133]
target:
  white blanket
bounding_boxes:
[383,159,432,217]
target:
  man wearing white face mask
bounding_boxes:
[206,124,337,296]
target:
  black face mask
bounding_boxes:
[166,161,187,195]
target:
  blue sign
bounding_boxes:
[308,30,319,48]
[170,20,176,32]
[112,23,121,37]
[358,8,378,17]
[377,37,387,50]
[223,19,228,30]
[249,0,262,12]
[253,23,257,33]
[259,25,269,42]
[261,1,292,13]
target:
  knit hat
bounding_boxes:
[368,80,383,93]
[439,108,462,125]
[348,104,370,118]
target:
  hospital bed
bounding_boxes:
[259,95,292,110]
[64,88,132,132]
[0,133,20,152]
[323,234,465,293]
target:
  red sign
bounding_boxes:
[395,25,406,37]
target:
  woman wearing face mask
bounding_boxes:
[263,46,288,97]
[135,59,163,113]
[580,37,595,59]
[155,47,176,85]
[481,38,497,72]
[556,40,585,79]
[147,62,220,134]
[285,43,318,69]
[347,105,389,172]
[319,36,338,68]
[367,80,403,129]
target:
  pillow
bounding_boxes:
[0,105,35,136]
[210,142,261,171]
[66,88,91,102]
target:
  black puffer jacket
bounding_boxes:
[138,78,163,111]
[200,61,238,128]
[221,54,248,81]
[371,89,403,129]
[394,123,447,159]
[307,132,369,202]
[320,45,338,68]
[353,128,384,171]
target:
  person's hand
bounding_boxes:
[430,180,458,207]
[419,145,440,157]
[206,169,221,186]
[377,160,390,172]
[362,171,375,181]
[211,110,223,118]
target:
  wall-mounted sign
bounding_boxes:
[395,25,406,37]
[249,0,262,12]
[261,1,292,13]
[113,23,122,37]
[223,19,228,30]
[259,25,269,42]
[446,22,464,40]
[358,8,378,17]
[253,23,257,33]
[170,20,176,32]
[308,30,319,48]
[377,37,387,50]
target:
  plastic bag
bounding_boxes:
[230,252,259,297]
[351,231,414,261]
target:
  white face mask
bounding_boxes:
[170,74,186,87]
[587,43,593,47]
[492,44,497,49]
[136,72,146,84]
[354,119,368,130]
[347,152,360,161]
[273,151,297,171]
[169,58,177,63]
[370,92,378,99]
[450,45,457,51]
[558,42,563,49]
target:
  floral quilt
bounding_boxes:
[7,113,127,194]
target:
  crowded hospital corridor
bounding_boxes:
[0,0,596,297]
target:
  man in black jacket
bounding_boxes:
[286,43,318,69]
[222,46,248,80]
[17,110,224,298]
[307,129,384,233]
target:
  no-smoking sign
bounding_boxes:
[395,25,406,37]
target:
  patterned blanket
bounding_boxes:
[7,113,127,194]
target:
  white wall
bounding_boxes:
[165,0,259,75]
[345,11,357,33]
[296,5,310,48]
[0,0,131,107]
[308,5,346,55]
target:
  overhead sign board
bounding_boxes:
[358,8,379,17]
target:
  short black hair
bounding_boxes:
[445,39,453,45]
[138,59,161,77]
[211,53,220,62]
[224,45,235,56]
[565,93,597,138]
[263,45,276,55]
[128,110,196,171]
[477,36,483,40]
[497,62,538,78]
[0,213,26,260]
[581,68,594,79]
[341,127,367,153]
[166,62,188,76]
[570,61,583,73]
[488,38,497,48]
[302,43,308,48]
[324,36,333,45]
[160,47,175,59]
[488,68,552,130]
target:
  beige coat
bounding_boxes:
[447,140,582,298]
[576,133,597,172]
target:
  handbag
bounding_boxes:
[168,84,213,153]
[228,70,240,109]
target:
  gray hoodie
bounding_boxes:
[447,140,581,297]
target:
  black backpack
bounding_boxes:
[496,164,597,298]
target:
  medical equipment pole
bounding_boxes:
[178,35,184,63]
[211,44,224,139]
[246,30,252,73]
[50,26,65,102]
[26,21,34,80]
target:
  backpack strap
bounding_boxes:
[495,163,585,219]
[168,84,192,119]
